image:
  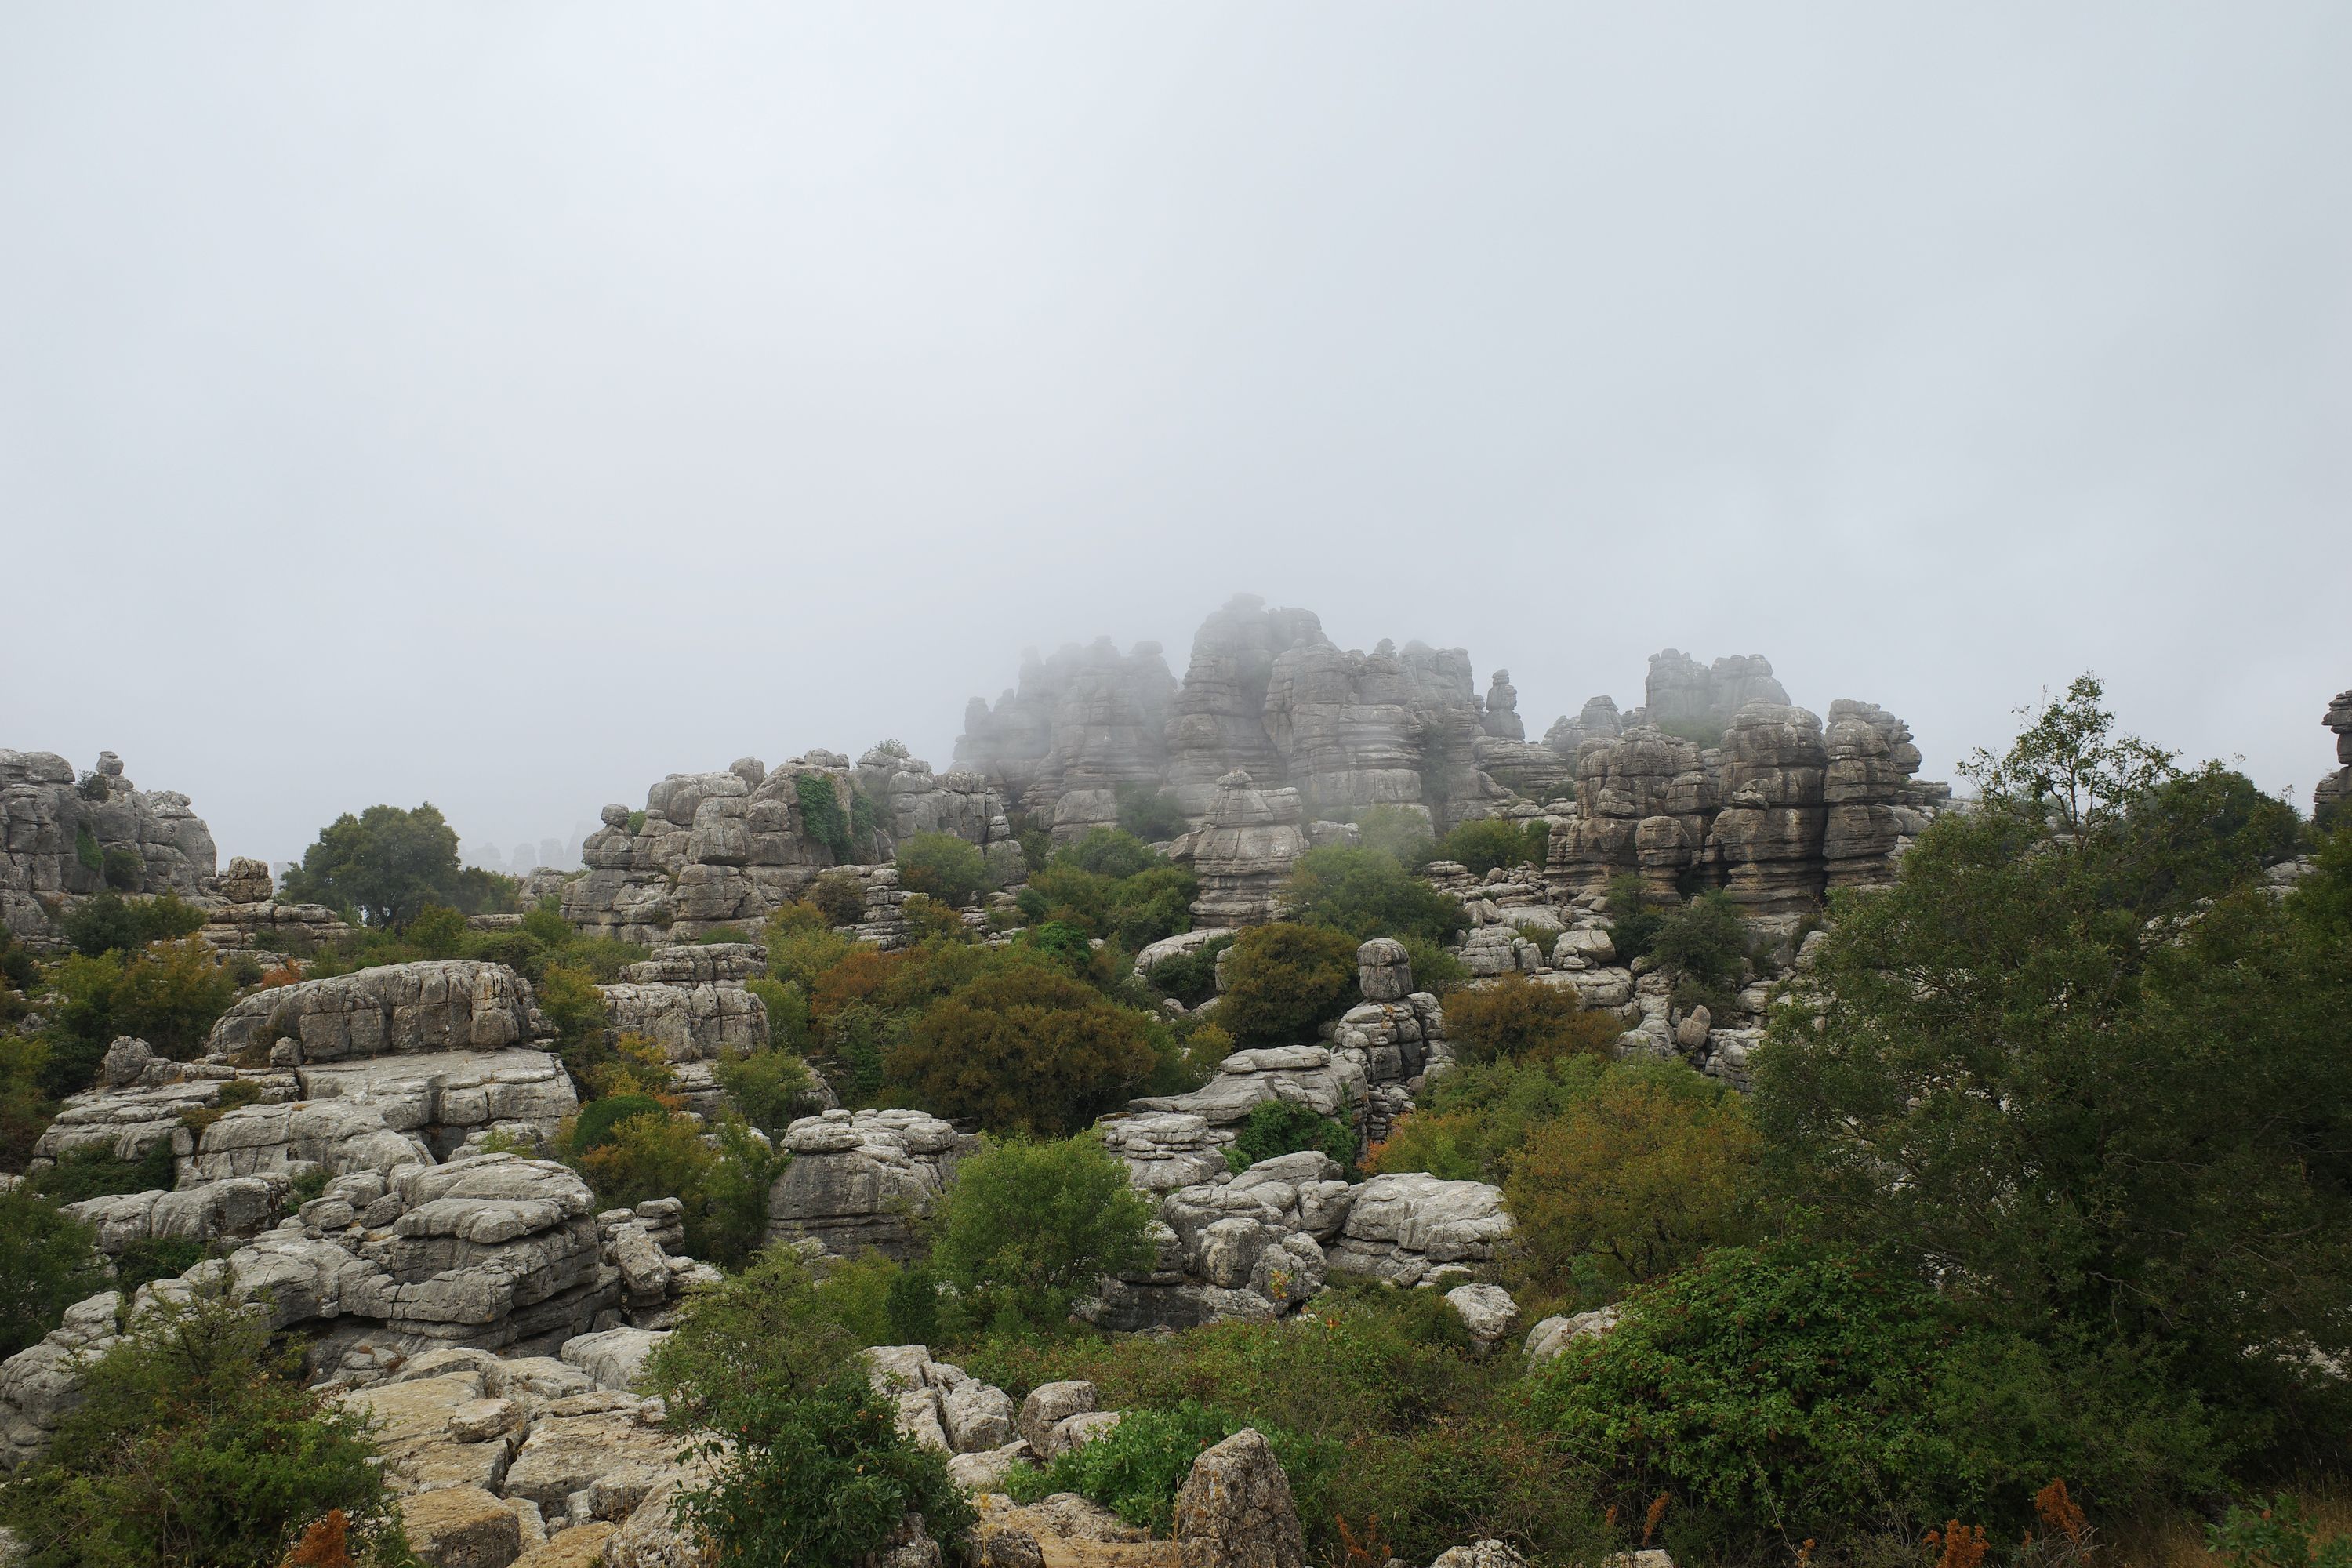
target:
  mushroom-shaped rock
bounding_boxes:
[1356,938,1412,1002]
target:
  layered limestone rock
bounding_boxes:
[1262,637,1497,824]
[1323,1173,1512,1287]
[0,1154,709,1472]
[1543,696,1622,758]
[1821,704,1906,890]
[561,750,1008,942]
[1172,1428,1308,1568]
[1552,727,1717,898]
[768,1109,977,1259]
[193,856,353,957]
[2316,690,2352,823]
[1185,772,1308,928]
[209,960,536,1063]
[955,638,1177,837]
[1480,670,1526,742]
[1642,652,1790,735]
[1707,704,1829,911]
[1,749,218,947]
[601,943,770,1120]
[1162,596,1328,817]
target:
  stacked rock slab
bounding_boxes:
[1543,695,1621,758]
[1552,726,1717,898]
[0,1153,707,1472]
[1642,651,1790,733]
[562,750,1009,943]
[2317,690,2352,825]
[1821,703,1905,889]
[1707,703,1830,911]
[1185,771,1308,928]
[193,855,353,957]
[768,1109,977,1260]
[1163,595,1329,816]
[1,749,218,947]
[602,943,770,1120]
[955,638,1178,838]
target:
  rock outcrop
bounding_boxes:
[768,1109,976,1260]
[2,750,217,948]
[955,639,1177,838]
[1707,705,1829,911]
[1641,651,1789,734]
[1322,1173,1512,1287]
[561,751,1011,943]
[2317,690,2352,824]
[1184,772,1308,928]
[1172,1427,1306,1568]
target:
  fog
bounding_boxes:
[4,5,2347,868]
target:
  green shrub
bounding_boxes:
[716,1044,815,1138]
[281,801,495,927]
[626,808,649,835]
[535,963,611,1087]
[1435,818,1548,877]
[1506,1062,1759,1296]
[745,978,810,1052]
[1009,1400,1308,1534]
[31,1142,177,1204]
[1527,1243,1962,1549]
[1142,936,1230,1008]
[0,1283,408,1567]
[1649,890,1747,1013]
[1115,786,1189,844]
[808,869,867,926]
[1602,873,1664,964]
[645,1247,972,1568]
[568,1092,666,1152]
[1280,848,1464,945]
[1058,828,1156,880]
[1366,1053,1613,1182]
[107,938,236,1058]
[823,1000,891,1105]
[0,1189,102,1359]
[1216,923,1360,1046]
[896,833,993,906]
[74,825,103,877]
[2208,1495,2352,1568]
[1443,971,1621,1064]
[110,1234,204,1298]
[1352,805,1436,867]
[1394,933,1465,993]
[60,892,206,958]
[470,930,548,979]
[1226,1098,1356,1176]
[889,964,1159,1135]
[99,847,143,892]
[796,775,855,862]
[931,1135,1155,1337]
[403,902,469,957]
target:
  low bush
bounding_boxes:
[1216,923,1359,1047]
[1141,936,1229,1008]
[715,1044,815,1138]
[1505,1062,1759,1297]
[896,833,993,906]
[931,1135,1156,1338]
[568,1101,783,1268]
[744,977,811,1052]
[1649,889,1748,1014]
[1280,848,1465,946]
[0,1189,102,1359]
[1603,873,1664,965]
[1443,971,1621,1063]
[59,892,206,958]
[1009,1399,1312,1534]
[1352,805,1437,867]
[888,964,1160,1136]
[1115,786,1190,844]
[1226,1098,1356,1175]
[644,1246,972,1568]
[535,963,611,1088]
[30,1142,178,1204]
[1363,1054,1613,1182]
[0,1284,410,1567]
[808,869,868,927]
[1435,818,1549,877]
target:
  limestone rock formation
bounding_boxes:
[562,750,1007,943]
[1172,1427,1306,1568]
[2,749,218,947]
[955,638,1177,837]
[1707,704,1829,911]
[1552,727,1716,898]
[1543,695,1622,758]
[2317,690,2352,823]
[767,1109,977,1259]
[1185,772,1308,928]
[209,960,536,1062]
[1480,670,1525,742]
[601,943,770,1120]
[1323,1173,1512,1287]
[1642,652,1789,735]
[1162,596,1329,816]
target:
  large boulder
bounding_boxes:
[1172,1428,1305,1568]
[768,1110,975,1260]
[207,961,535,1062]
[1323,1174,1511,1286]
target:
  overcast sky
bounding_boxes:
[4,5,2347,868]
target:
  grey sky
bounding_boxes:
[5,5,2347,869]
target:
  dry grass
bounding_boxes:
[2104,1479,2352,1568]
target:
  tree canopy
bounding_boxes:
[281,802,514,927]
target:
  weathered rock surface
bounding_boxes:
[1185,771,1307,929]
[208,961,536,1063]
[1,750,216,948]
[2316,689,2352,823]
[1323,1174,1512,1286]
[768,1109,976,1259]
[1172,1427,1305,1568]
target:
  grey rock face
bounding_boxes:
[1444,1283,1520,1346]
[768,1109,976,1259]
[1708,703,1829,912]
[1187,772,1308,929]
[1323,1173,1512,1286]
[2317,690,2352,822]
[1480,670,1525,742]
[1524,1305,1620,1363]
[1543,695,1621,758]
[1643,651,1790,732]
[1172,1427,1306,1568]
[1431,1543,1530,1568]
[1163,596,1329,816]
[1554,726,1716,898]
[208,960,535,1063]
[1,749,218,946]
[1356,938,1412,1001]
[956,638,1176,834]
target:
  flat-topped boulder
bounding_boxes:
[1323,1173,1512,1286]
[208,960,536,1062]
[768,1109,976,1259]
